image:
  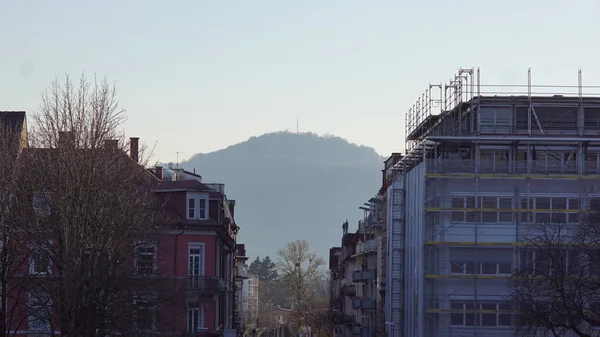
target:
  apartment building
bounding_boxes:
[0,111,248,336]
[330,215,382,337]
[234,244,250,332]
[390,67,600,336]
[246,273,260,326]
[151,165,242,335]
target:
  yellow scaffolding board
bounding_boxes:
[426,173,600,180]
[424,241,590,247]
[425,274,509,280]
[424,207,585,213]
[425,241,520,246]
[425,309,516,314]
[426,274,600,281]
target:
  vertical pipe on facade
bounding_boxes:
[528,68,532,136]
[578,69,584,137]
[473,142,480,337]
[477,68,481,97]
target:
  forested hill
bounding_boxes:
[179,131,384,259]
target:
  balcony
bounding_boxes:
[352,298,376,310]
[340,284,356,297]
[333,313,354,325]
[185,276,226,299]
[365,213,383,229]
[356,239,377,255]
[352,269,375,282]
[235,264,248,280]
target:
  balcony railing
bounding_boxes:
[340,284,356,297]
[426,159,600,175]
[187,276,226,292]
[352,298,376,310]
[352,270,375,282]
[235,265,248,279]
[356,239,377,255]
[334,313,355,325]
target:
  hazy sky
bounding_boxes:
[1,0,599,164]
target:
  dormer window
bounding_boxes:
[187,192,208,220]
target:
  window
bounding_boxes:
[187,193,208,220]
[519,249,581,275]
[135,242,157,275]
[188,243,205,288]
[567,198,580,223]
[135,300,156,331]
[29,246,51,276]
[451,302,475,326]
[520,197,581,224]
[188,307,204,332]
[28,290,51,332]
[32,191,51,218]
[452,196,513,223]
[450,261,512,275]
[451,196,476,222]
[450,301,511,327]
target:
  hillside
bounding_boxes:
[179,131,384,260]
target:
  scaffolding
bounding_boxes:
[393,67,600,337]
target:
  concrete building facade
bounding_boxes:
[389,67,600,336]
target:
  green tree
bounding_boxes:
[248,256,278,282]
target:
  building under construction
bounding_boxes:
[387,67,600,336]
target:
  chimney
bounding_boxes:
[129,137,139,162]
[104,139,119,149]
[155,166,163,180]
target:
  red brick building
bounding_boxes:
[0,111,248,336]
[150,166,243,334]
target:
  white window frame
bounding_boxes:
[188,243,206,288]
[520,248,583,275]
[450,261,512,275]
[187,192,209,220]
[28,289,52,332]
[134,241,157,276]
[520,196,581,224]
[187,306,205,333]
[188,243,206,276]
[449,301,511,327]
[28,242,52,276]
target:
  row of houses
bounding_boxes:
[329,154,400,337]
[0,111,251,336]
[329,67,600,337]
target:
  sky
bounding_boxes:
[1,0,599,164]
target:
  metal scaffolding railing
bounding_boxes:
[404,67,600,154]
[425,159,600,176]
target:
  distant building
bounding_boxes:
[234,244,249,332]
[247,273,260,326]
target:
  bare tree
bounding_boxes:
[277,239,325,334]
[12,74,173,336]
[511,207,600,337]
